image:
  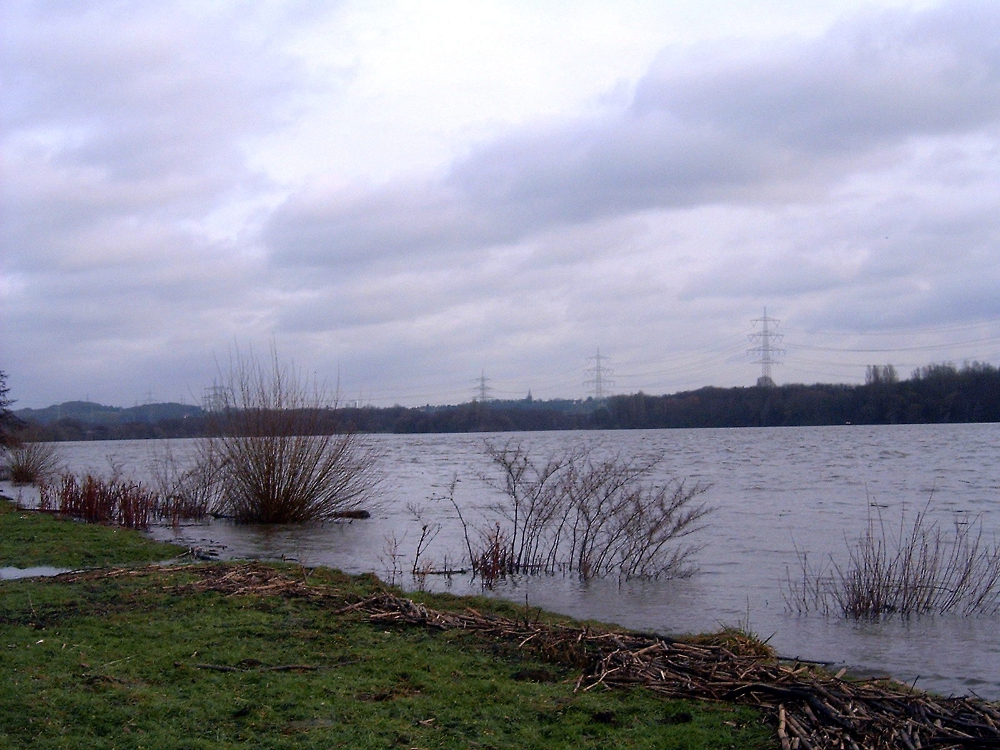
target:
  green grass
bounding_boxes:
[0,503,778,749]
[0,566,775,750]
[0,498,185,569]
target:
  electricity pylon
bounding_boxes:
[748,308,784,387]
[585,349,614,400]
[473,370,493,402]
[202,381,228,412]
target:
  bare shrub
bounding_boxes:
[446,440,711,585]
[198,348,382,524]
[786,498,1000,618]
[3,439,61,485]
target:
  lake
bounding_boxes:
[6,423,1000,699]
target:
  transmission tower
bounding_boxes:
[584,349,614,400]
[747,307,784,386]
[473,370,493,402]
[202,380,229,412]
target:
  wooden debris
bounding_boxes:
[354,591,1000,750]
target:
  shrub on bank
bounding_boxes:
[40,473,158,530]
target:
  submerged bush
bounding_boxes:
[197,348,382,524]
[3,439,61,485]
[786,498,1000,619]
[445,440,711,585]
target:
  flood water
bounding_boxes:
[6,423,1000,699]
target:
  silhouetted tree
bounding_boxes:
[0,371,26,449]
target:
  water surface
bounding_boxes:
[18,423,1000,699]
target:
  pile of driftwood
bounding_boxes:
[169,561,320,599]
[351,591,1000,750]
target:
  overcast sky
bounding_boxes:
[3,0,999,409]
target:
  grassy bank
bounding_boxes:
[0,500,774,749]
[0,498,186,569]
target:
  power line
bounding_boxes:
[791,316,1000,338]
[790,335,1000,354]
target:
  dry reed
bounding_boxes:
[41,473,158,529]
[355,588,1000,750]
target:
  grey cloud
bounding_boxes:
[634,1,1000,154]
[677,180,1000,307]
[270,245,572,335]
[1,0,310,304]
[268,0,1000,271]
[461,0,1000,209]
[3,2,302,180]
[266,111,788,268]
[1,0,304,279]
[7,241,262,340]
[796,272,1000,336]
[449,113,776,218]
[5,0,1000,408]
[266,182,514,269]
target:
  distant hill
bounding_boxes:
[15,401,203,425]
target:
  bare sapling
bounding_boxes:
[379,531,405,586]
[197,348,383,524]
[407,502,442,577]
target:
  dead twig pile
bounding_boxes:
[168,562,321,599]
[354,591,1000,750]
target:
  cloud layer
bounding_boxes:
[3,0,1000,408]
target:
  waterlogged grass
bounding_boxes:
[0,498,184,569]
[0,563,777,749]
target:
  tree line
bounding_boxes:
[12,361,1000,441]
